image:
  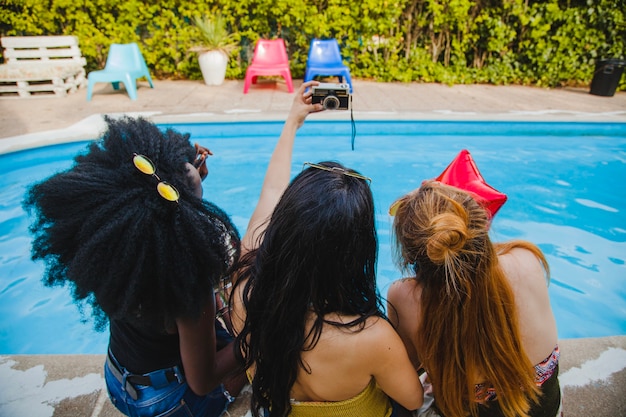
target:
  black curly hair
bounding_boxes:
[23,116,240,330]
[234,161,383,417]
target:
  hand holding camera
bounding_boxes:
[308,81,357,149]
[311,83,351,110]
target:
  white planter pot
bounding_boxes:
[198,50,228,86]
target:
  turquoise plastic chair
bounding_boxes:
[87,43,153,101]
[304,39,353,92]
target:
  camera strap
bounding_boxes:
[350,95,356,151]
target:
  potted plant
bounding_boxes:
[192,13,238,86]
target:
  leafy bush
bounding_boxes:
[1,0,624,89]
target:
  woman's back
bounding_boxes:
[498,247,558,366]
[292,313,419,404]
[293,314,380,402]
[390,247,558,378]
[389,246,560,417]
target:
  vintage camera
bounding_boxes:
[311,83,351,110]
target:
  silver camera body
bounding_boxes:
[311,83,351,110]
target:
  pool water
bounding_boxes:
[1,120,625,354]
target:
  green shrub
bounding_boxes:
[0,0,624,89]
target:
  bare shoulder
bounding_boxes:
[360,316,406,351]
[388,277,420,302]
[387,277,421,329]
[365,315,396,333]
[499,247,548,292]
[321,316,402,361]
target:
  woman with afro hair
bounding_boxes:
[23,116,244,417]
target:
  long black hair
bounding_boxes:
[234,161,382,417]
[23,116,240,329]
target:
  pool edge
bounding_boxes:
[2,110,625,155]
[2,335,624,417]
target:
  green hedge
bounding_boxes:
[1,0,624,90]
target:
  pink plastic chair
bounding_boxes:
[243,39,294,94]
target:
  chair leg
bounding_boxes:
[145,73,154,88]
[243,71,253,94]
[303,69,313,84]
[112,82,120,91]
[122,75,138,100]
[283,70,294,93]
[86,79,95,101]
[342,71,353,93]
[303,70,316,92]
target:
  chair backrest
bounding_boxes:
[105,43,147,71]
[251,39,289,66]
[307,38,344,65]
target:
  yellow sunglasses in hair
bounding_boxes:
[133,153,180,202]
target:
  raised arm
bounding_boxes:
[240,81,322,255]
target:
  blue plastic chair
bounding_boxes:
[304,39,353,92]
[87,43,153,101]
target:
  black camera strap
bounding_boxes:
[350,95,356,151]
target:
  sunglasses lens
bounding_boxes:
[133,154,156,175]
[389,199,402,216]
[157,182,180,202]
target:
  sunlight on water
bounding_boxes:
[1,121,625,353]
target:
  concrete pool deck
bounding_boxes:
[1,79,626,148]
[0,80,625,416]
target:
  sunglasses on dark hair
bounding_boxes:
[133,153,180,202]
[303,162,372,183]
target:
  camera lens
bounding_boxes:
[322,96,340,110]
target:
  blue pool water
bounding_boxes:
[1,120,625,354]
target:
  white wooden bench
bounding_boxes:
[0,36,87,98]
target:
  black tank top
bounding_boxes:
[109,318,181,374]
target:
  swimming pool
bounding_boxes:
[1,120,625,354]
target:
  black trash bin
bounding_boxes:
[590,58,626,97]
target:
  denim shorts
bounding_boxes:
[105,320,235,417]
[105,356,233,417]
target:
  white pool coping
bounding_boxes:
[2,108,625,156]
